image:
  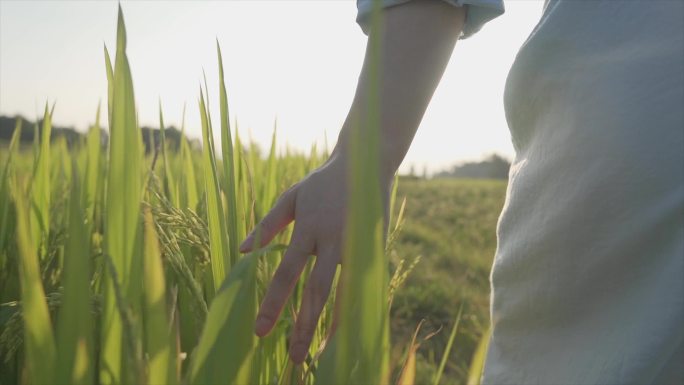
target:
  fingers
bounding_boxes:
[240,186,296,253]
[288,248,339,364]
[254,233,312,337]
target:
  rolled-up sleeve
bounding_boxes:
[356,0,505,39]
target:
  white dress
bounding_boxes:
[484,1,684,383]
[357,0,684,383]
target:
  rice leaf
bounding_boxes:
[199,86,230,293]
[104,47,114,127]
[262,123,278,218]
[29,103,52,254]
[159,102,177,206]
[432,304,463,385]
[143,208,177,385]
[317,1,389,383]
[397,339,417,385]
[317,1,389,384]
[11,180,56,385]
[0,119,22,256]
[189,253,258,385]
[101,6,144,383]
[178,104,199,211]
[84,105,102,227]
[56,160,93,385]
[217,42,239,268]
[466,328,491,385]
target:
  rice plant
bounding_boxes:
[0,4,489,385]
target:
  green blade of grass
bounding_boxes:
[189,253,259,385]
[317,1,389,383]
[217,42,240,268]
[29,103,52,254]
[199,86,230,293]
[432,304,463,385]
[388,174,399,233]
[143,208,177,385]
[233,127,249,244]
[159,102,177,206]
[0,119,22,257]
[11,180,56,385]
[31,119,40,165]
[105,47,114,127]
[56,160,93,385]
[178,104,199,211]
[101,6,144,384]
[466,328,491,385]
[396,321,424,385]
[261,123,278,218]
[84,106,102,227]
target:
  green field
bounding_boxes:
[0,7,507,385]
[391,178,506,384]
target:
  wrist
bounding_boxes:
[329,140,396,187]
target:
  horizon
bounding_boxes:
[0,1,544,172]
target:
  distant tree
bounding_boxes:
[0,115,89,147]
[140,125,183,154]
[0,115,195,155]
[435,154,510,180]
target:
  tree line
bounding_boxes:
[0,115,198,154]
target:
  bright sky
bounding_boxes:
[0,0,543,173]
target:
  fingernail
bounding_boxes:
[254,315,270,336]
[289,342,307,363]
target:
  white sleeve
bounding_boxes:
[356,0,505,39]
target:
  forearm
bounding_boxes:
[332,0,465,180]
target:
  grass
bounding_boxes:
[391,178,506,384]
[0,5,503,385]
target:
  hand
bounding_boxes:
[239,155,349,364]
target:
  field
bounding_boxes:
[0,7,507,385]
[392,179,506,384]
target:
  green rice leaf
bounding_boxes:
[317,1,389,383]
[83,105,102,227]
[12,180,56,385]
[0,119,22,255]
[29,103,52,253]
[56,160,93,385]
[101,6,144,384]
[104,47,114,126]
[432,304,463,385]
[217,41,239,268]
[159,102,177,206]
[143,208,177,385]
[179,104,199,211]
[189,253,258,385]
[466,328,491,385]
[199,86,230,293]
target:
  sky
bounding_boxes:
[0,0,543,173]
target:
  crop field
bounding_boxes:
[392,179,506,384]
[0,7,506,385]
